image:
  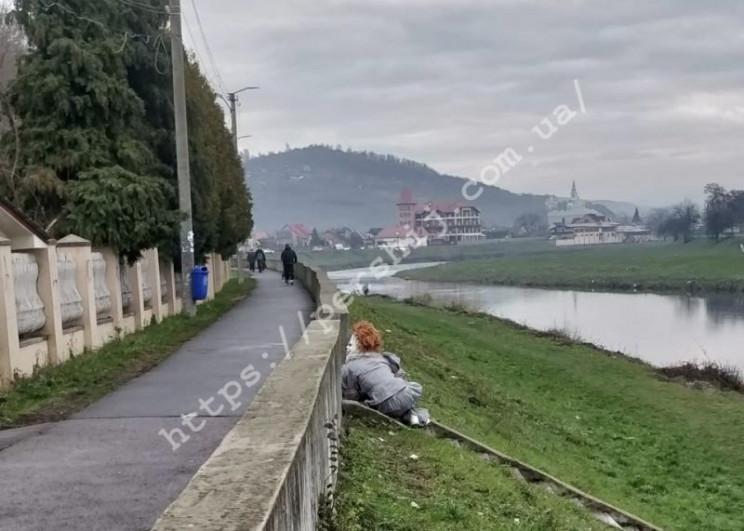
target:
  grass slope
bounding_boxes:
[401,239,744,292]
[332,415,603,530]
[0,278,255,428]
[299,238,554,271]
[350,296,744,530]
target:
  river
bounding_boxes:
[328,262,744,371]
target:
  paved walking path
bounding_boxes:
[0,271,312,531]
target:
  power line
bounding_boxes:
[113,0,169,15]
[181,10,219,90]
[188,0,227,95]
[112,0,221,89]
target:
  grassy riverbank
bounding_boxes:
[331,414,603,530]
[298,238,554,271]
[347,296,744,530]
[0,278,255,428]
[400,238,744,292]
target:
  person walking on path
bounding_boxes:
[247,250,256,273]
[255,248,266,273]
[281,244,298,285]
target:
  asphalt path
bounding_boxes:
[0,271,312,531]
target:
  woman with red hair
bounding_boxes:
[342,321,429,426]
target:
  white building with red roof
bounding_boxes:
[396,189,484,244]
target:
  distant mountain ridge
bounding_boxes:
[246,146,550,231]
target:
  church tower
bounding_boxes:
[397,188,416,228]
[570,181,579,201]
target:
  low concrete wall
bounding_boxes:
[153,262,349,531]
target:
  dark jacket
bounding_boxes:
[281,248,298,265]
[255,249,266,262]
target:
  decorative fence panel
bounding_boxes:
[141,256,153,305]
[120,265,133,312]
[57,252,84,327]
[12,253,46,336]
[92,252,112,316]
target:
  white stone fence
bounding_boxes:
[0,234,232,388]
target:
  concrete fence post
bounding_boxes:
[206,253,216,301]
[57,235,99,351]
[128,260,146,330]
[34,243,65,364]
[212,254,221,294]
[162,259,177,317]
[216,255,224,292]
[0,238,19,387]
[144,249,163,323]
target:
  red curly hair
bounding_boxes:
[352,321,383,353]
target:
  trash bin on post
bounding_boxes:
[191,266,209,301]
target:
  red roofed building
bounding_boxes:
[396,190,484,244]
[276,224,313,247]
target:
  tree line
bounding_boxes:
[0,1,252,264]
[644,183,743,243]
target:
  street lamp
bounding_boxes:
[224,86,259,149]
[218,87,258,285]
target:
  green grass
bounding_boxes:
[349,296,744,530]
[298,238,555,271]
[0,278,255,428]
[401,238,744,292]
[331,414,604,531]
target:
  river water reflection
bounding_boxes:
[329,263,744,371]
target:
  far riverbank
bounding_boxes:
[398,238,744,294]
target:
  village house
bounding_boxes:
[553,213,623,246]
[276,224,312,248]
[373,225,428,249]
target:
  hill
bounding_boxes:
[245,146,549,231]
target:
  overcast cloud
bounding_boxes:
[183,0,744,205]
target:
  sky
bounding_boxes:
[159,1,744,204]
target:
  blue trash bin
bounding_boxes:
[191,266,209,301]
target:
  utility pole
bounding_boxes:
[169,0,196,317]
[227,87,259,148]
[223,86,258,284]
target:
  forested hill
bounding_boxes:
[245,146,548,230]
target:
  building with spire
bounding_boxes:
[546,181,602,226]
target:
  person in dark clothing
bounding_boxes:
[247,251,256,273]
[255,248,266,273]
[280,244,298,285]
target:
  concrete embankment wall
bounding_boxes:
[152,261,350,531]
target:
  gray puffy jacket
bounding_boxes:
[342,352,408,407]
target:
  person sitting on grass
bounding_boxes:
[342,321,430,426]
